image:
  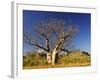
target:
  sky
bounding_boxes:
[23,10,91,54]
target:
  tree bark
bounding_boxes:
[52,49,58,65]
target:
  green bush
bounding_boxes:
[59,52,91,64]
[23,53,47,67]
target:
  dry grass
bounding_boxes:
[23,62,90,69]
[23,51,91,69]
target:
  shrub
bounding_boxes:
[23,53,47,67]
[59,51,91,64]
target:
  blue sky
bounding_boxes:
[23,10,91,53]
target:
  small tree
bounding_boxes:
[24,19,78,65]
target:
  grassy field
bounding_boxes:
[23,51,91,69]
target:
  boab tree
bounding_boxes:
[24,19,78,65]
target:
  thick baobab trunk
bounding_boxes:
[52,49,58,65]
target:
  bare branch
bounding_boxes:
[61,48,70,53]
[24,32,49,52]
[24,19,79,54]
